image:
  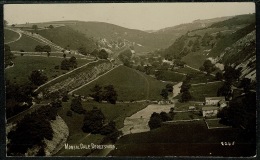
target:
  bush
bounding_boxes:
[82,107,105,133]
[70,97,86,114]
[148,112,162,130]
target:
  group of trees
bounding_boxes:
[89,84,118,104]
[160,84,173,100]
[60,56,77,70]
[82,107,121,142]
[179,75,192,102]
[217,65,243,100]
[28,70,48,86]
[148,109,174,130]
[4,44,15,68]
[6,80,35,118]
[199,59,216,75]
[70,97,86,114]
[7,105,58,156]
[217,92,256,143]
[118,49,133,67]
[35,45,51,53]
[78,47,109,59]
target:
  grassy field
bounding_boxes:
[55,99,148,156]
[190,74,216,84]
[206,119,231,129]
[190,82,224,101]
[158,70,185,82]
[4,29,20,43]
[7,34,57,52]
[13,51,93,59]
[37,26,96,52]
[75,66,168,101]
[174,66,200,75]
[110,121,255,157]
[5,56,92,85]
[182,51,208,69]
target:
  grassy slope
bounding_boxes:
[7,34,52,52]
[4,29,20,43]
[190,82,224,101]
[110,121,254,157]
[37,26,96,52]
[5,56,91,85]
[75,66,167,101]
[55,100,148,156]
[158,70,185,82]
[182,51,208,69]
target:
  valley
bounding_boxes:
[4,12,256,158]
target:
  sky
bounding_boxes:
[4,3,255,31]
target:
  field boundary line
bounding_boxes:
[69,64,122,95]
[34,60,100,92]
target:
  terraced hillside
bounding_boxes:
[74,65,168,101]
[36,60,113,99]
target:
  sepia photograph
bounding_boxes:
[3,2,257,157]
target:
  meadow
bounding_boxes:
[74,66,168,101]
[4,29,20,43]
[110,121,254,157]
[5,56,92,85]
[190,82,224,101]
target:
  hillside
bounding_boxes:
[155,16,232,44]
[36,26,97,52]
[158,13,256,81]
[74,65,167,101]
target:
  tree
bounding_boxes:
[166,84,173,92]
[48,25,54,29]
[180,91,192,102]
[82,107,105,133]
[148,112,162,130]
[180,81,191,93]
[35,45,43,52]
[160,89,168,100]
[98,49,109,59]
[240,78,251,93]
[69,56,77,68]
[61,59,70,70]
[160,111,172,122]
[7,106,55,155]
[70,97,85,114]
[223,65,242,83]
[103,85,118,104]
[32,24,38,31]
[42,45,51,53]
[217,82,232,100]
[4,44,15,68]
[202,60,215,75]
[89,84,103,102]
[28,70,48,86]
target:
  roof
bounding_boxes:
[205,97,225,101]
[202,106,219,111]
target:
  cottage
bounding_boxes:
[188,106,196,111]
[205,97,225,106]
[202,106,219,117]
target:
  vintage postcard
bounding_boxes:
[3,2,257,157]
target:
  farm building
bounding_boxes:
[202,106,219,117]
[205,97,225,105]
